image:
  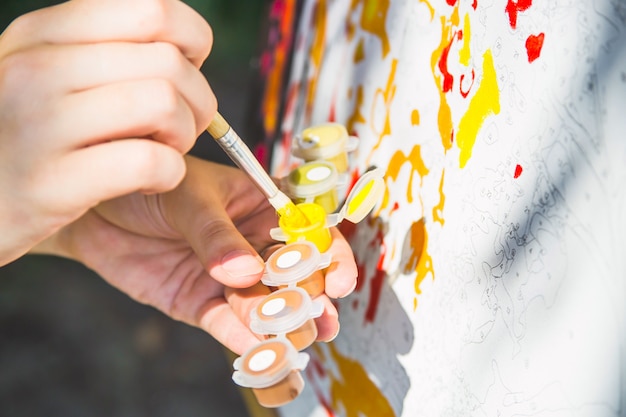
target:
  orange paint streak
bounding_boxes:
[367,59,398,163]
[260,0,296,141]
[432,171,446,225]
[419,0,435,20]
[327,343,396,417]
[354,38,366,63]
[405,219,434,306]
[457,49,500,167]
[431,16,457,151]
[346,86,366,134]
[411,109,420,125]
[306,0,328,120]
[381,145,428,209]
[438,88,454,150]
[359,0,391,58]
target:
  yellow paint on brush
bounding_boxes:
[276,201,310,228]
[457,49,500,168]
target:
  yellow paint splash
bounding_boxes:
[459,13,471,66]
[315,343,396,417]
[456,49,500,167]
[380,145,428,210]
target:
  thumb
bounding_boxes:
[161,160,266,287]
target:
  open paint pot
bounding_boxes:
[262,241,332,298]
[232,338,309,408]
[285,160,340,213]
[250,287,324,351]
[273,202,333,253]
[271,168,386,252]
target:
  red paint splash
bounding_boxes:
[438,37,455,93]
[352,226,387,324]
[526,33,545,63]
[365,259,386,324]
[514,164,523,178]
[505,0,532,29]
[460,68,476,98]
[306,360,336,417]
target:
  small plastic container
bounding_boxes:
[275,202,333,253]
[232,338,310,408]
[271,168,386,251]
[284,160,340,213]
[263,241,332,297]
[292,123,359,174]
[250,287,324,351]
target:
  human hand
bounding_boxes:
[0,0,215,265]
[33,156,358,354]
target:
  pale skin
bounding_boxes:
[0,0,358,355]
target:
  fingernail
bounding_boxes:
[221,250,264,278]
[339,279,358,298]
[323,323,341,343]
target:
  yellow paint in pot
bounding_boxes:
[294,123,350,173]
[286,161,340,213]
[278,203,332,252]
[276,200,310,228]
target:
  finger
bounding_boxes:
[198,298,263,356]
[314,296,340,342]
[3,0,212,67]
[219,283,272,354]
[41,139,186,213]
[323,228,359,299]
[51,78,198,152]
[18,42,215,136]
[161,158,267,287]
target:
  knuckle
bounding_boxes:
[134,0,169,38]
[146,79,179,119]
[153,42,186,77]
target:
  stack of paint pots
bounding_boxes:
[231,122,385,408]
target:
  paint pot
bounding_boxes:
[250,287,324,351]
[292,123,358,174]
[285,160,340,213]
[232,338,310,408]
[272,202,333,252]
[270,168,385,251]
[263,241,332,297]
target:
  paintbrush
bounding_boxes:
[206,112,308,225]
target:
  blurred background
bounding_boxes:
[0,1,270,416]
